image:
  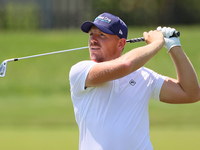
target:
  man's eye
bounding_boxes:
[100,33,105,37]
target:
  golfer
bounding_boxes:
[69,12,200,150]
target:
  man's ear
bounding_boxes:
[118,38,127,51]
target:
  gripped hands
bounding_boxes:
[143,30,165,46]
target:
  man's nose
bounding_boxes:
[90,34,98,43]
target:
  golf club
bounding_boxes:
[0,31,180,77]
[0,46,89,77]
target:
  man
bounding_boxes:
[69,12,200,150]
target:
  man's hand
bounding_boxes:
[143,30,165,46]
[157,26,182,52]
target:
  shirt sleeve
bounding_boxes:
[149,69,167,101]
[69,60,97,99]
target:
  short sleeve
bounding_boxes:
[69,60,97,98]
[150,70,167,101]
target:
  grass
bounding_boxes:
[0,94,75,128]
[0,127,200,150]
[150,127,200,150]
[0,127,79,150]
[0,26,200,149]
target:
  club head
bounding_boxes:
[0,60,8,77]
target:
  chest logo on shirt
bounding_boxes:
[129,79,136,86]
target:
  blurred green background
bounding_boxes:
[0,0,200,150]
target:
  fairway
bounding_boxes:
[150,127,200,150]
[0,127,200,150]
[0,127,79,150]
[0,26,200,150]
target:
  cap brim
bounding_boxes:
[81,21,114,35]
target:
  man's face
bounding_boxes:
[88,26,122,62]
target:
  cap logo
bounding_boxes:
[95,16,111,24]
[119,29,123,35]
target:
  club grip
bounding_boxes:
[127,31,180,43]
[171,31,180,37]
[126,37,145,43]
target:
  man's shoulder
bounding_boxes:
[72,60,96,68]
[69,60,97,79]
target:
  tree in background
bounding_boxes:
[0,0,200,30]
[92,0,200,26]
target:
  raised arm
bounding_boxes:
[85,30,164,87]
[158,27,200,103]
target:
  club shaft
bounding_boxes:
[14,46,89,61]
[8,37,147,62]
[2,30,181,61]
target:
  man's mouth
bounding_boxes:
[90,47,100,50]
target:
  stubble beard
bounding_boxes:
[90,53,104,62]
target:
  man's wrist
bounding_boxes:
[168,46,182,54]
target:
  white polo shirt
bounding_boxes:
[69,60,166,150]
